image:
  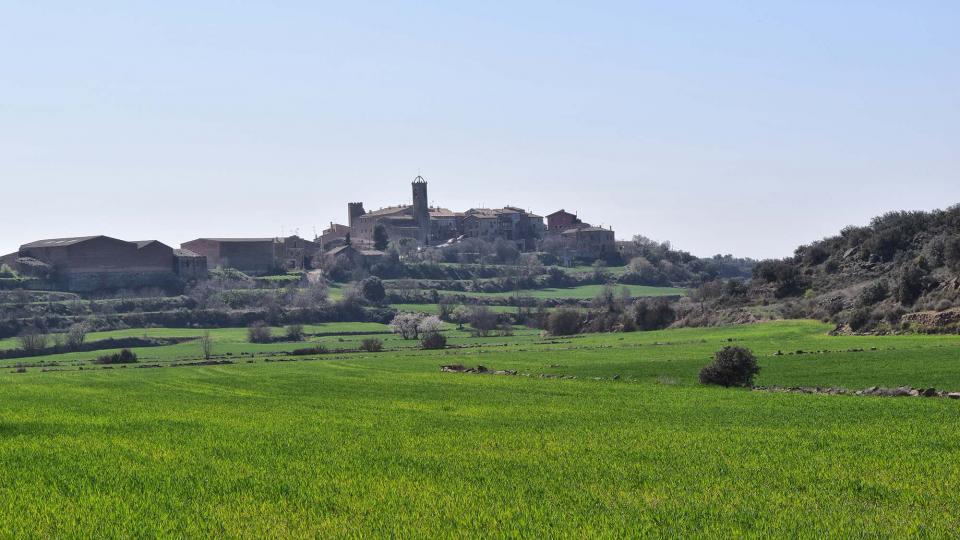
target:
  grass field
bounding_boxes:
[390,303,521,315]
[1,321,959,536]
[400,283,686,300]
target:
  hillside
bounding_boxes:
[687,205,960,332]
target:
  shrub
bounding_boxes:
[698,346,759,387]
[857,280,889,307]
[752,260,807,297]
[360,338,383,352]
[895,264,928,306]
[248,321,273,343]
[468,306,498,337]
[633,297,676,331]
[848,307,873,332]
[94,349,138,364]
[358,276,386,303]
[420,331,447,350]
[944,235,960,270]
[547,308,582,336]
[285,324,305,341]
[290,345,329,356]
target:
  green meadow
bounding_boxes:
[1,320,959,537]
[394,283,686,300]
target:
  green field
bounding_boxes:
[390,303,521,315]
[1,321,959,536]
[400,283,685,300]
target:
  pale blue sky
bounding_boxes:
[1,1,957,258]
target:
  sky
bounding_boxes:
[1,1,957,259]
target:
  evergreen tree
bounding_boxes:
[373,225,389,251]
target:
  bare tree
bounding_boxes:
[199,331,214,360]
[247,322,273,343]
[66,323,88,350]
[18,327,48,354]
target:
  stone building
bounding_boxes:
[277,236,323,271]
[345,176,544,250]
[325,245,385,268]
[316,223,351,249]
[348,176,433,247]
[173,249,208,280]
[541,209,617,263]
[3,235,207,292]
[559,227,617,261]
[546,209,584,232]
[182,235,322,275]
[182,238,278,275]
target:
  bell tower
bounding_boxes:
[412,175,429,243]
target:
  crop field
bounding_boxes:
[1,321,959,537]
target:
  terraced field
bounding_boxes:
[1,321,959,537]
[393,283,686,300]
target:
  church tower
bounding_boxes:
[411,175,429,244]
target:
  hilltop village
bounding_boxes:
[1,176,616,292]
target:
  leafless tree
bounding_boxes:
[18,327,48,354]
[66,323,88,350]
[199,331,214,360]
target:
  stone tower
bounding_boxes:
[411,176,429,243]
[347,202,365,228]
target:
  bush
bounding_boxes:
[248,321,273,343]
[547,308,582,336]
[358,276,386,303]
[360,338,383,352]
[895,264,928,306]
[94,349,138,364]
[857,280,889,307]
[944,235,960,270]
[285,324,305,341]
[633,297,676,330]
[420,331,447,350]
[752,259,807,297]
[290,345,329,356]
[699,346,760,387]
[848,307,873,331]
[468,306,498,337]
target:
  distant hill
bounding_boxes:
[685,205,960,333]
